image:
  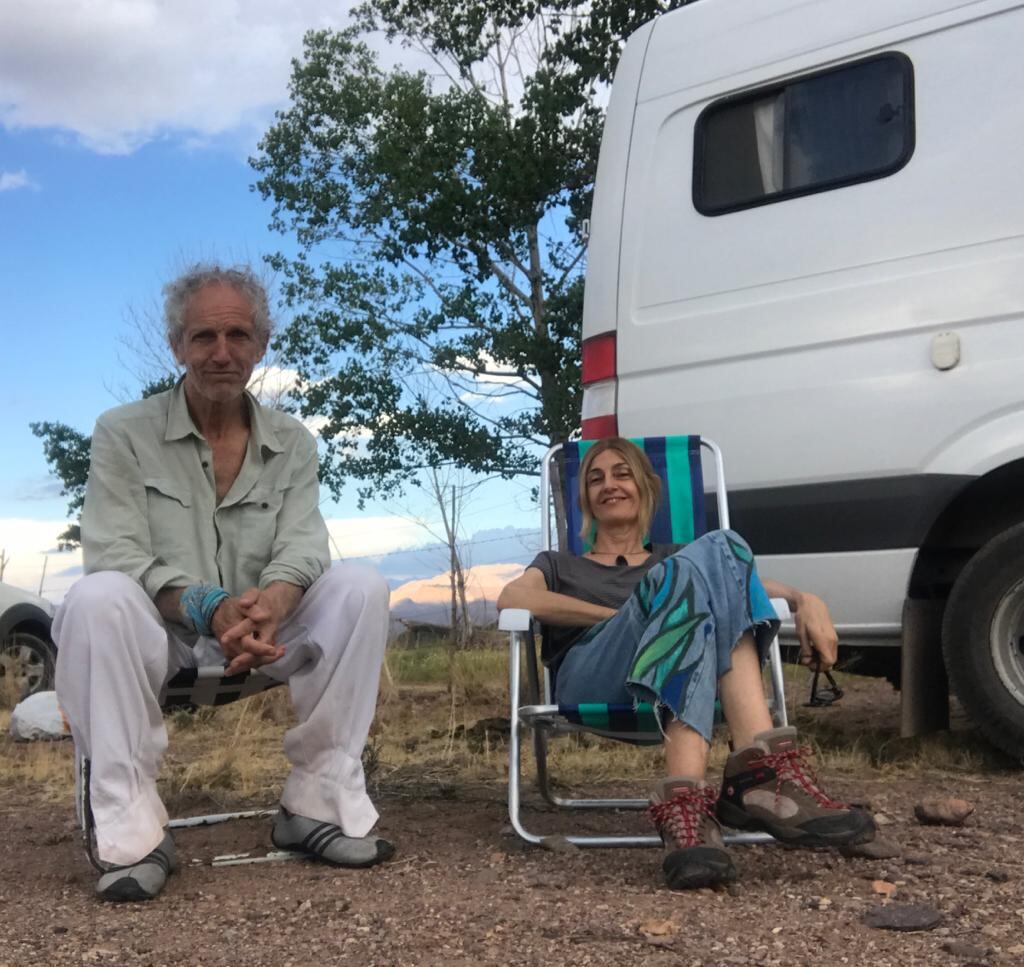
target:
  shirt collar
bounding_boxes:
[164,378,285,455]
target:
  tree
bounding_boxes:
[30,421,91,549]
[252,0,690,504]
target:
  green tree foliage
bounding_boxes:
[29,421,90,549]
[252,0,692,502]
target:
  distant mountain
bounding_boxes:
[344,525,539,589]
[388,562,524,631]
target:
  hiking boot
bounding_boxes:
[716,727,875,847]
[272,807,395,868]
[96,831,177,902]
[649,777,736,889]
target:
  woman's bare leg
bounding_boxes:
[718,633,774,749]
[663,720,710,778]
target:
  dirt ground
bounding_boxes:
[1,673,1022,967]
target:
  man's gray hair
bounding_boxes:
[163,263,273,346]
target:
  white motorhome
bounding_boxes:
[582,0,1024,755]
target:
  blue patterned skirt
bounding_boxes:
[554,530,780,742]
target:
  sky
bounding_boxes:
[0,0,541,600]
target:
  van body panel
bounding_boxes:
[635,0,1016,106]
[587,0,1024,638]
[761,548,914,640]
[580,21,654,342]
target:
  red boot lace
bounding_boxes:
[649,786,719,848]
[749,745,847,809]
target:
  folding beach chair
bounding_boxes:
[77,666,283,871]
[500,435,790,848]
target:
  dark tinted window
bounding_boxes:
[694,54,914,215]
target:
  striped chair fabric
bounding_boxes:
[533,435,710,742]
[160,666,280,710]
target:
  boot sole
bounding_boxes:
[717,800,876,848]
[97,875,164,902]
[662,847,737,890]
[272,832,396,868]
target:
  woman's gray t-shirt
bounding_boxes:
[527,544,680,666]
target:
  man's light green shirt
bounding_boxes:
[81,381,330,603]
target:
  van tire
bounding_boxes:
[943,524,1024,759]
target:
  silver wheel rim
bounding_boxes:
[0,633,49,696]
[989,579,1024,707]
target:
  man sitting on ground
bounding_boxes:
[55,263,393,902]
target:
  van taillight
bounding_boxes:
[580,331,618,438]
[581,332,616,385]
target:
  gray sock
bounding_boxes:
[272,808,394,868]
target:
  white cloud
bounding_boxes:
[0,1,355,153]
[0,518,81,603]
[248,364,335,435]
[0,512,433,603]
[451,352,532,405]
[0,168,36,192]
[324,515,430,560]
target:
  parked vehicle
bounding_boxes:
[581,0,1024,754]
[0,582,56,699]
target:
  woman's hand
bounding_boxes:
[791,590,839,671]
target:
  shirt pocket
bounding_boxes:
[232,484,285,570]
[144,477,195,562]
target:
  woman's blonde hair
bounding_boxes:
[578,438,662,543]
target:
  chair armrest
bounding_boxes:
[770,597,791,622]
[499,608,533,632]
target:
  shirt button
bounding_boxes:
[261,502,269,509]
[202,461,209,469]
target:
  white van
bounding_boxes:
[582,0,1024,755]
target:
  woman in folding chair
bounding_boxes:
[498,438,875,890]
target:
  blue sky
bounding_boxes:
[0,1,539,598]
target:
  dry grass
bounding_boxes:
[0,645,1017,814]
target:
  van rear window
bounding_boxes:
[693,53,914,215]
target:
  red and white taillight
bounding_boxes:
[580,330,618,439]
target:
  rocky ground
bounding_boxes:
[1,673,1021,966]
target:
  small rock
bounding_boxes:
[538,835,579,853]
[940,940,987,959]
[913,798,975,827]
[903,852,933,866]
[840,838,902,860]
[984,869,1010,883]
[52,926,68,935]
[638,918,678,939]
[874,813,895,826]
[872,880,898,897]
[862,903,943,932]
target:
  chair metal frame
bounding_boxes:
[502,437,789,848]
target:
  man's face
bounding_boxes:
[172,282,267,406]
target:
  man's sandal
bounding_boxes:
[96,831,177,902]
[271,807,394,868]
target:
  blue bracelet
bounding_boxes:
[180,584,229,637]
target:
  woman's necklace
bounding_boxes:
[587,548,646,566]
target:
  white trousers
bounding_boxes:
[53,564,389,866]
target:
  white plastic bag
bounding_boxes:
[9,690,71,741]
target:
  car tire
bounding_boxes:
[0,630,56,701]
[943,523,1024,759]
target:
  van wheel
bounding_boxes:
[943,525,1024,759]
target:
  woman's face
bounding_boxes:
[584,448,641,530]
